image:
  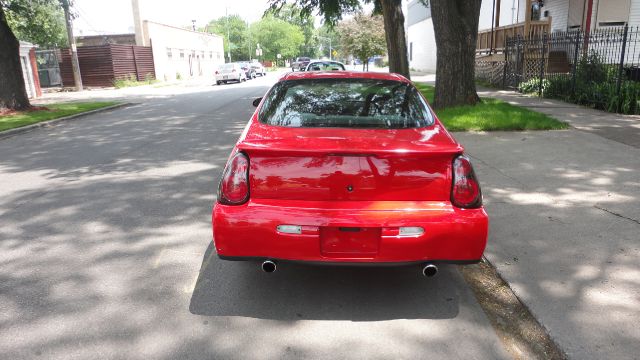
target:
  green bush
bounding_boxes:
[521,51,640,114]
[518,78,549,94]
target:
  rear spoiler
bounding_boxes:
[237,141,464,157]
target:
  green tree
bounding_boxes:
[268,3,318,58]
[249,15,304,63]
[337,13,385,70]
[5,0,67,47]
[206,14,249,62]
[1,0,67,110]
[316,24,340,60]
[268,0,409,79]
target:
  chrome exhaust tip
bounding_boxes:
[422,263,438,277]
[261,260,277,273]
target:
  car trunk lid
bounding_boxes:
[238,121,461,202]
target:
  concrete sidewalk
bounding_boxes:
[454,127,639,359]
[478,88,640,149]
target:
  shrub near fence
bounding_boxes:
[480,25,640,115]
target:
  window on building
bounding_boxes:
[166,48,172,59]
[179,50,185,59]
[210,51,213,59]
[596,0,630,27]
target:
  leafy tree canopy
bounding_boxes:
[337,12,385,67]
[267,0,361,27]
[268,3,318,58]
[2,0,67,47]
[205,14,249,61]
[316,24,340,59]
[249,14,304,61]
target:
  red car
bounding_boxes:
[212,71,488,276]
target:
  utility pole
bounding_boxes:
[317,36,332,60]
[62,0,83,91]
[247,20,251,61]
[225,7,231,62]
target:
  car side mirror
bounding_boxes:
[252,97,262,107]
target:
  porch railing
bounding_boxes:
[477,19,551,55]
[476,25,640,114]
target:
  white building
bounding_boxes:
[407,0,638,72]
[139,21,224,81]
[19,41,40,98]
[132,0,224,81]
[406,0,437,73]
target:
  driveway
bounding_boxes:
[0,75,508,359]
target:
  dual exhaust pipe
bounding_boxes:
[261,260,438,277]
[261,260,277,273]
[422,263,438,277]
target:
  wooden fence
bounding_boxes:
[59,44,155,87]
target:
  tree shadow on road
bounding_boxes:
[189,242,462,321]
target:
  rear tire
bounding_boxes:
[216,81,222,85]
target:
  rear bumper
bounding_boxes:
[216,73,241,81]
[212,199,488,263]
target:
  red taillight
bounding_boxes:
[218,152,249,205]
[451,155,482,208]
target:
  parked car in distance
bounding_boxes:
[251,62,266,76]
[238,62,256,80]
[291,57,311,71]
[305,60,346,71]
[215,63,246,84]
[212,71,488,276]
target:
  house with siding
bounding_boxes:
[407,0,638,73]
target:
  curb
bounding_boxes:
[0,102,136,140]
[459,258,567,359]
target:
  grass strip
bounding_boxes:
[0,102,120,132]
[416,83,568,131]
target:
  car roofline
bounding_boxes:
[279,71,411,83]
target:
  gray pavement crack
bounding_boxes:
[593,205,640,225]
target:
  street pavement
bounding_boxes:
[0,74,509,359]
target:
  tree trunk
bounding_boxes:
[380,0,410,79]
[0,6,31,111]
[430,0,482,109]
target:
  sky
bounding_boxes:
[72,0,274,36]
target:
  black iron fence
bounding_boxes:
[477,26,640,114]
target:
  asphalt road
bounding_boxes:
[0,74,509,359]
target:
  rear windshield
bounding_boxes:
[258,79,434,129]
[220,63,234,70]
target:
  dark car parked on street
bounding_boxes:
[238,62,256,79]
[291,57,311,71]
